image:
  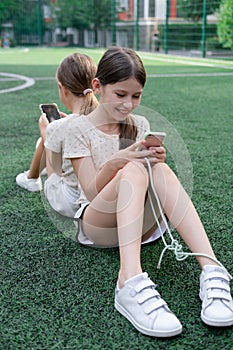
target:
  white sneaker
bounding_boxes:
[115,272,182,337]
[200,265,233,327]
[16,170,42,192]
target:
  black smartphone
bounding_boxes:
[39,103,60,122]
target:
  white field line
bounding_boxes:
[77,49,233,69]
[141,54,233,70]
[0,72,35,94]
[0,76,55,81]
[148,72,233,78]
[2,73,233,82]
[1,69,233,94]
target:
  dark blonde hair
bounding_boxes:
[96,46,146,148]
[56,53,98,115]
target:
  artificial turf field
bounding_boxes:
[0,47,233,349]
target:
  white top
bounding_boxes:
[63,114,150,206]
[44,114,81,190]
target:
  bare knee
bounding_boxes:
[120,161,149,189]
[152,163,176,184]
[152,162,170,174]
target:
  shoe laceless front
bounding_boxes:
[115,272,182,337]
[200,265,233,327]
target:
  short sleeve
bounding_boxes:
[63,118,91,159]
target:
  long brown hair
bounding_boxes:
[56,53,98,115]
[96,46,146,148]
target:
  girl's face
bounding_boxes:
[97,77,143,122]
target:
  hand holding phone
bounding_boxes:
[137,131,166,151]
[39,103,60,123]
[143,131,166,148]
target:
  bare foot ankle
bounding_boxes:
[118,270,143,289]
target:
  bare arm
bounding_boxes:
[38,113,63,177]
[46,149,63,177]
[71,156,117,201]
[71,141,166,201]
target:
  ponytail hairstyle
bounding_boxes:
[96,46,146,148]
[56,53,98,115]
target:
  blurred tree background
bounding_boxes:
[217,0,233,49]
[0,1,233,51]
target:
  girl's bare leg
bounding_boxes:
[152,163,217,268]
[28,139,46,179]
[82,162,149,287]
[86,165,184,337]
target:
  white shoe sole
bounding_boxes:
[201,312,233,327]
[115,298,182,337]
[200,290,233,327]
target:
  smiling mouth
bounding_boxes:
[117,108,131,114]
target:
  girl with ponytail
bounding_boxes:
[16,52,98,217]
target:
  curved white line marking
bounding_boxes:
[0,72,35,94]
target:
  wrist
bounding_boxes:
[105,159,119,174]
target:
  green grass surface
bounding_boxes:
[0,48,233,349]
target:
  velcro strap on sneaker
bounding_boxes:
[207,290,232,301]
[134,279,157,293]
[144,298,167,314]
[206,280,231,292]
[137,288,160,304]
[204,271,229,283]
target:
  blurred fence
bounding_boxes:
[0,0,232,58]
[160,0,229,58]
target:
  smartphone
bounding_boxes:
[143,131,166,148]
[39,103,60,123]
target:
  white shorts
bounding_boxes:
[44,174,166,247]
[73,202,167,247]
[44,173,80,218]
[74,202,94,245]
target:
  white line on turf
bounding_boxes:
[0,72,35,94]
